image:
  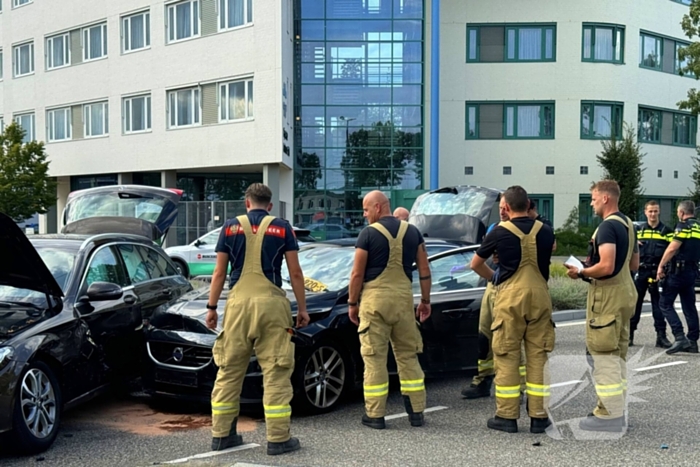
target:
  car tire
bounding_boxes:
[172,259,189,278]
[11,361,62,454]
[292,340,352,415]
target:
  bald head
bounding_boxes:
[363,190,391,224]
[393,207,410,221]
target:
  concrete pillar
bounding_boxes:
[263,164,281,217]
[118,172,133,184]
[39,214,48,234]
[161,170,178,247]
[56,176,71,231]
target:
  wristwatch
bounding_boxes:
[206,303,218,311]
[577,269,585,279]
[348,301,358,307]
[421,298,430,305]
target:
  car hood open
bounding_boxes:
[0,212,63,297]
[61,185,182,243]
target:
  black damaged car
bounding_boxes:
[143,238,490,414]
[0,185,191,453]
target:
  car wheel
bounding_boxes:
[172,259,189,278]
[11,361,62,454]
[293,341,351,414]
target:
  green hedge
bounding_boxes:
[548,276,588,311]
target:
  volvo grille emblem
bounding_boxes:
[172,347,184,363]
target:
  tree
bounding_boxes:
[296,151,322,190]
[596,123,645,219]
[689,150,700,205]
[677,1,700,114]
[0,122,56,222]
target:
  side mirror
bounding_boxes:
[194,239,203,247]
[86,282,124,301]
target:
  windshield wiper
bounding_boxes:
[0,300,43,310]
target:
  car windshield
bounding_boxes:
[280,245,355,292]
[65,193,168,224]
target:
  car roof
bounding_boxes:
[30,232,158,250]
[304,237,473,248]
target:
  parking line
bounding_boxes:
[634,361,688,372]
[160,443,260,464]
[550,380,582,388]
[385,405,448,420]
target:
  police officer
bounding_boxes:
[631,200,672,348]
[348,190,431,429]
[471,186,555,434]
[206,183,310,455]
[527,199,557,252]
[565,180,638,432]
[657,200,700,355]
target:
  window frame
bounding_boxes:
[13,0,32,8]
[580,100,624,140]
[14,112,36,142]
[581,23,625,64]
[637,105,697,147]
[123,94,152,134]
[218,0,254,32]
[46,107,72,142]
[46,33,71,70]
[122,10,151,54]
[167,87,201,129]
[83,101,110,138]
[13,41,34,77]
[466,23,556,63]
[82,23,108,62]
[0,49,4,81]
[639,30,692,77]
[672,113,697,147]
[218,78,254,122]
[167,0,201,44]
[465,101,555,140]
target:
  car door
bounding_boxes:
[413,247,485,373]
[74,245,143,382]
[187,229,221,277]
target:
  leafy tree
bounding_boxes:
[689,150,700,206]
[678,1,700,114]
[340,59,363,80]
[596,123,645,219]
[0,122,56,222]
[296,152,322,190]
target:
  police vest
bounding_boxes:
[674,217,700,263]
[636,222,670,264]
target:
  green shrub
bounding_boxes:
[554,230,590,256]
[549,263,569,278]
[548,276,588,311]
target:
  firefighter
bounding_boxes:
[348,190,432,429]
[393,206,410,221]
[657,200,700,354]
[471,186,555,434]
[565,180,638,432]
[631,200,672,348]
[206,183,310,455]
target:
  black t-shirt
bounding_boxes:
[476,217,555,285]
[536,215,556,238]
[355,217,425,282]
[586,212,638,279]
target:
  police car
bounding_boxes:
[165,226,316,278]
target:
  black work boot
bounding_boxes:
[687,340,699,353]
[666,334,691,354]
[579,415,625,432]
[461,375,493,399]
[267,437,301,456]
[487,416,518,433]
[361,414,386,430]
[530,417,552,434]
[211,417,244,451]
[656,331,672,349]
[629,329,635,347]
[403,395,424,427]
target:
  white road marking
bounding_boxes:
[160,443,260,464]
[634,361,688,372]
[550,380,583,388]
[555,308,689,327]
[385,405,448,420]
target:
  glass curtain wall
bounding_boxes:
[295,0,425,238]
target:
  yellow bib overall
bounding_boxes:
[586,214,636,419]
[491,220,555,420]
[358,221,426,418]
[211,215,296,443]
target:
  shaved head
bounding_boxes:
[363,190,391,224]
[393,207,410,221]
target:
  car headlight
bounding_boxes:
[0,347,14,370]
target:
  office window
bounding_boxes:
[638,106,696,147]
[123,11,151,52]
[581,101,623,139]
[0,49,3,80]
[467,23,555,62]
[658,169,663,178]
[219,0,253,30]
[168,87,200,128]
[13,41,34,77]
[167,0,200,43]
[46,33,70,70]
[464,166,473,175]
[219,79,253,121]
[580,166,588,175]
[546,166,554,175]
[0,118,4,131]
[83,23,108,61]
[674,170,679,179]
[84,102,109,137]
[47,108,72,142]
[582,24,624,63]
[13,0,31,7]
[639,31,690,75]
[503,166,512,175]
[673,0,692,4]
[123,95,152,133]
[14,113,35,143]
[466,102,554,139]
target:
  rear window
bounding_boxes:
[64,193,168,224]
[412,190,489,216]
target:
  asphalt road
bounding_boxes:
[1,312,699,467]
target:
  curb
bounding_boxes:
[552,303,651,323]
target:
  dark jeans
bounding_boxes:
[659,269,700,341]
[632,269,667,333]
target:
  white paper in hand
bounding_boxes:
[564,255,584,270]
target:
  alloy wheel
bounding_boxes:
[20,368,57,439]
[303,346,346,409]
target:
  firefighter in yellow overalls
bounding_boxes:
[471,186,555,434]
[565,180,638,432]
[348,191,432,429]
[205,183,310,455]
